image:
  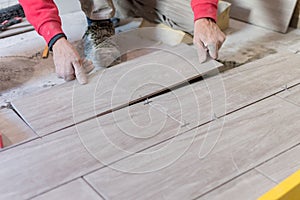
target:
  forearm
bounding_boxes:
[19,0,64,44]
[191,0,218,21]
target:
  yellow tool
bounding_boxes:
[42,46,49,59]
[259,169,300,200]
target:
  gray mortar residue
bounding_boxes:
[218,45,277,72]
[0,57,37,91]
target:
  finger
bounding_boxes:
[55,64,63,79]
[82,59,95,74]
[207,43,218,59]
[64,74,76,81]
[218,40,224,50]
[61,64,75,81]
[73,60,88,85]
[56,67,72,80]
[194,41,207,63]
[56,72,63,79]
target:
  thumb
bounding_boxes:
[207,43,218,59]
[82,59,95,74]
[73,60,88,85]
[195,41,208,63]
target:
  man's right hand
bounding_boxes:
[52,38,94,84]
[193,18,226,63]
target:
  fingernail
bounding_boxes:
[78,77,88,84]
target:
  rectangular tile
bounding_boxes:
[128,53,300,133]
[32,179,103,200]
[0,129,101,200]
[0,108,37,148]
[225,0,297,33]
[11,44,222,136]
[84,96,300,199]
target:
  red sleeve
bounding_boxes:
[19,0,64,44]
[191,0,218,22]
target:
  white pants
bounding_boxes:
[79,0,194,33]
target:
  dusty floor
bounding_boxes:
[1,14,300,109]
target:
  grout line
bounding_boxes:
[254,168,279,184]
[276,94,300,108]
[26,173,107,200]
[10,102,39,135]
[0,136,41,153]
[201,82,300,122]
[254,142,300,172]
[0,103,42,153]
[27,177,81,200]
[231,153,241,174]
[82,177,107,200]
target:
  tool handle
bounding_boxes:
[0,17,23,31]
[0,133,3,148]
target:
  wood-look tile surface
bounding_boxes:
[277,84,300,106]
[126,53,300,132]
[256,144,300,184]
[5,39,300,200]
[0,129,101,200]
[12,44,222,136]
[65,53,300,168]
[256,85,300,183]
[31,179,103,200]
[3,52,299,198]
[197,170,276,200]
[84,97,300,199]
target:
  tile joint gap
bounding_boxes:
[254,168,278,184]
[82,177,107,200]
[275,94,300,108]
[26,177,82,200]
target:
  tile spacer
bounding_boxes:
[284,84,288,91]
[144,98,153,105]
[181,121,190,128]
[212,112,219,120]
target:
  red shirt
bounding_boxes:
[19,0,218,44]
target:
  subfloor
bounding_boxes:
[1,8,300,200]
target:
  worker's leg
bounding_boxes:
[79,0,194,32]
[113,0,194,34]
[79,0,120,68]
[79,0,115,20]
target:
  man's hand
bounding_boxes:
[193,18,226,63]
[52,38,94,84]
